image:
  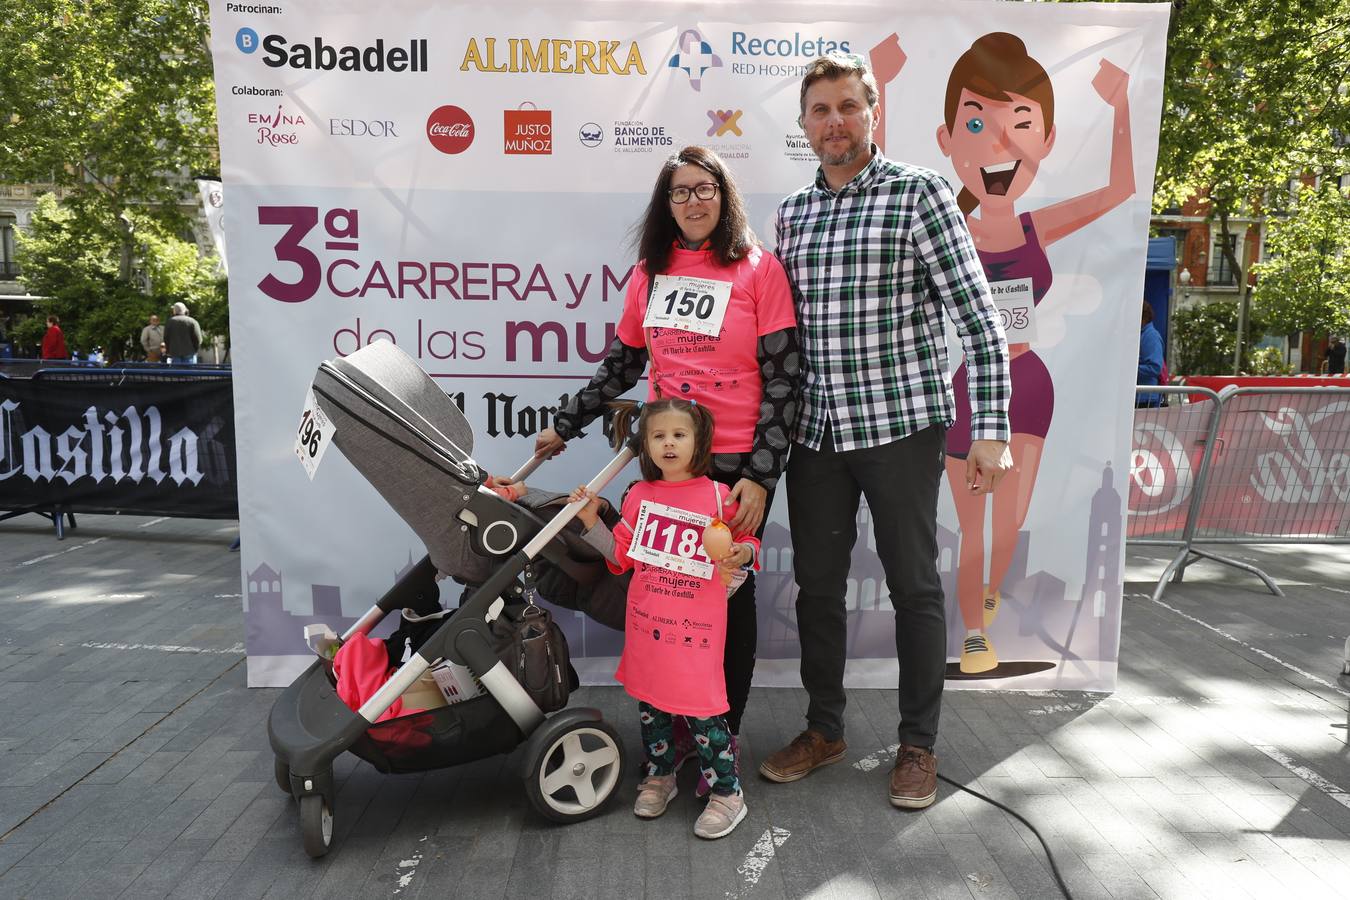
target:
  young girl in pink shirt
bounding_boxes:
[570,398,759,839]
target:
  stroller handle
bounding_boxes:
[521,446,635,559]
[508,453,546,483]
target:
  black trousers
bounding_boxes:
[708,471,774,735]
[786,424,947,748]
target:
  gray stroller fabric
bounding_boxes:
[312,341,482,577]
[311,341,625,632]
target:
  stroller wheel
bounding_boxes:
[273,757,291,796]
[299,795,334,858]
[525,717,626,823]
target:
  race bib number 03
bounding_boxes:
[628,500,715,579]
[988,278,1038,343]
[643,275,732,338]
[294,387,336,480]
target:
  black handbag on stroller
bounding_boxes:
[266,341,635,857]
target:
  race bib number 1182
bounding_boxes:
[627,500,715,579]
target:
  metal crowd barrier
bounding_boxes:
[1128,384,1350,605]
[31,365,231,385]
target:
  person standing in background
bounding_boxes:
[40,315,69,360]
[1326,337,1346,375]
[164,302,202,365]
[141,314,165,362]
[1136,300,1164,407]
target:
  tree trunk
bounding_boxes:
[1217,204,1249,375]
[117,213,135,283]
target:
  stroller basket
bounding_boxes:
[352,694,523,775]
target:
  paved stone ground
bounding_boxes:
[1,512,1348,899]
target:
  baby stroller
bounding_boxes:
[267,341,634,857]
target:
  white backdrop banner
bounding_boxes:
[207,0,1169,689]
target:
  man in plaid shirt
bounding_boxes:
[758,54,1012,809]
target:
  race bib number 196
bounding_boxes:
[294,387,336,480]
[627,500,715,579]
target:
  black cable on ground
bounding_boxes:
[936,772,1075,900]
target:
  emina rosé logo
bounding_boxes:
[426,105,474,154]
[248,104,306,146]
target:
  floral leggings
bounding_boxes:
[639,702,739,796]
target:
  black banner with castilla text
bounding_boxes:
[0,377,237,518]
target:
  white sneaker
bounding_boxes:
[634,774,678,818]
[694,791,747,839]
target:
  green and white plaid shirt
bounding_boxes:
[775,149,1011,452]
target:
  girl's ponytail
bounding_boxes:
[607,400,643,453]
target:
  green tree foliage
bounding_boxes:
[1171,302,1268,376]
[0,1,220,356]
[13,194,222,359]
[1250,182,1350,338]
[1246,345,1294,376]
[1155,0,1350,370]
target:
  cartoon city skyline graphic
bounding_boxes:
[244,552,420,655]
[245,463,1123,678]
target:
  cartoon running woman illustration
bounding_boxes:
[934,32,1134,673]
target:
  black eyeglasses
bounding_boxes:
[668,182,719,204]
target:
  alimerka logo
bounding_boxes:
[461,37,645,75]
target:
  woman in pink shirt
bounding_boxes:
[537,146,798,785]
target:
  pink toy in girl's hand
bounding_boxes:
[703,518,735,585]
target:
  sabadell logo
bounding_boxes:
[426,106,474,154]
[235,27,428,73]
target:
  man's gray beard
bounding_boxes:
[818,140,864,168]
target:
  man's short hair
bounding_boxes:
[172,302,187,316]
[799,53,880,118]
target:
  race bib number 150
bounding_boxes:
[643,275,732,338]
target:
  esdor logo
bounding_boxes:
[427,106,474,154]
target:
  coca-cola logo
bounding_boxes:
[1128,421,1195,518]
[1248,402,1350,504]
[426,105,474,154]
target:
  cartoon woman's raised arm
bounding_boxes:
[1032,60,1134,246]
[869,33,907,154]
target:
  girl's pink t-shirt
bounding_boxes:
[617,245,797,454]
[608,476,760,717]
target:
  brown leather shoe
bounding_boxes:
[889,744,937,809]
[758,729,846,783]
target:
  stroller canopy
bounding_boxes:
[312,340,483,577]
